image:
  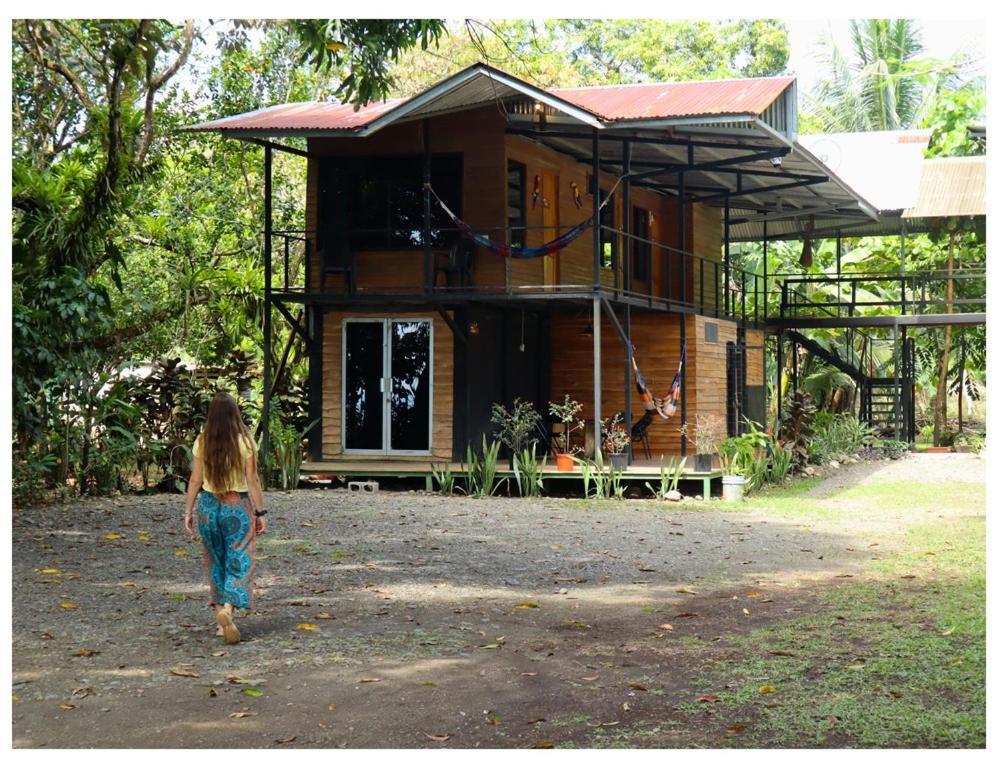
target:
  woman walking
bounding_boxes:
[184,393,266,643]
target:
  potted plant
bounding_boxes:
[549,395,584,471]
[681,413,724,472]
[601,414,632,471]
[718,436,748,502]
[491,398,542,469]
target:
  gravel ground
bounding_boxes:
[11,452,984,748]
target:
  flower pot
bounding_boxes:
[608,452,629,471]
[694,453,714,472]
[721,475,747,502]
[925,446,952,454]
[555,453,575,472]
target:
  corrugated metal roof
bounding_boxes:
[552,77,795,122]
[903,156,986,219]
[187,99,404,133]
[186,65,794,134]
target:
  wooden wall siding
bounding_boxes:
[691,203,722,313]
[550,311,710,457]
[693,315,738,430]
[505,135,684,296]
[320,310,454,460]
[744,328,766,387]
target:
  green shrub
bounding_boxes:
[512,444,545,497]
[645,457,686,500]
[876,438,910,460]
[430,463,456,494]
[808,414,876,464]
[465,437,502,497]
[767,441,795,485]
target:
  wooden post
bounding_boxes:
[593,296,602,458]
[422,119,432,295]
[262,145,273,483]
[775,331,783,426]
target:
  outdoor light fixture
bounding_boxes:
[468,320,480,336]
[770,156,782,167]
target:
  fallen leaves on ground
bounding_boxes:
[59,603,79,610]
[698,695,721,703]
[296,623,320,631]
[357,678,381,684]
[104,533,123,540]
[72,649,97,657]
[229,711,256,718]
[531,741,554,748]
[675,586,698,594]
[314,612,335,620]
[424,733,450,742]
[758,685,776,694]
[767,649,795,657]
[241,688,263,697]
[514,601,539,609]
[628,682,648,691]
[275,735,297,744]
[38,568,62,574]
[170,667,200,678]
[726,723,748,733]
[60,703,78,710]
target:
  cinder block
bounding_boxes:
[348,480,379,493]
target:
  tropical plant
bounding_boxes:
[491,398,543,457]
[680,413,725,455]
[512,444,545,497]
[430,463,455,494]
[464,437,503,498]
[767,441,795,485]
[808,414,877,464]
[271,416,319,491]
[548,395,584,455]
[876,438,911,460]
[645,457,686,500]
[600,414,631,454]
[779,390,817,467]
[577,453,625,500]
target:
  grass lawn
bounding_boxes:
[687,473,986,747]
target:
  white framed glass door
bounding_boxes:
[342,318,433,455]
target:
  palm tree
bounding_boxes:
[807,19,925,132]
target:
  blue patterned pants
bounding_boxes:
[197,491,256,609]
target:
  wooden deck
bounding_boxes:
[301,458,723,498]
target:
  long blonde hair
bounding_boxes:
[201,393,251,491]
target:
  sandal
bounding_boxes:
[216,606,240,644]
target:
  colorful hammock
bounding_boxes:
[632,339,685,421]
[426,179,622,260]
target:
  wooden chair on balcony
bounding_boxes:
[433,239,475,289]
[319,239,356,294]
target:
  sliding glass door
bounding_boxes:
[342,319,433,455]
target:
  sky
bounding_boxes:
[785,18,986,93]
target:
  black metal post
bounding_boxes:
[422,119,432,295]
[900,220,907,314]
[762,219,768,320]
[625,304,632,461]
[724,195,730,316]
[791,341,798,393]
[592,128,601,290]
[678,172,686,306]
[836,234,842,276]
[614,140,632,296]
[593,296,602,458]
[262,145,273,482]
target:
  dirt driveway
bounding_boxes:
[11,453,985,748]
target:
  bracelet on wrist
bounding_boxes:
[254,509,266,517]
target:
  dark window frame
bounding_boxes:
[631,206,651,282]
[321,154,463,252]
[507,160,527,249]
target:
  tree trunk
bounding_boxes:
[933,230,956,445]
[957,336,965,433]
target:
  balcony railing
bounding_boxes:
[266,223,769,325]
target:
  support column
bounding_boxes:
[775,331,783,426]
[592,296,602,458]
[622,139,631,296]
[262,145,273,483]
[762,219,768,320]
[791,341,799,395]
[591,129,601,290]
[625,304,632,461]
[422,119,432,295]
[900,221,908,314]
[836,234,842,276]
[678,171,687,456]
[724,195,730,317]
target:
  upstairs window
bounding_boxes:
[507,161,526,248]
[321,154,463,252]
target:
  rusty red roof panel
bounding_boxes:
[188,98,404,132]
[552,77,795,121]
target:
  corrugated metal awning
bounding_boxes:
[903,156,986,219]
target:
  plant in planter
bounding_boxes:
[680,413,724,472]
[601,414,632,470]
[491,398,543,467]
[548,395,584,471]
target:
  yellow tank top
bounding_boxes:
[192,433,256,493]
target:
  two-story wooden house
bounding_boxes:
[188,63,878,485]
